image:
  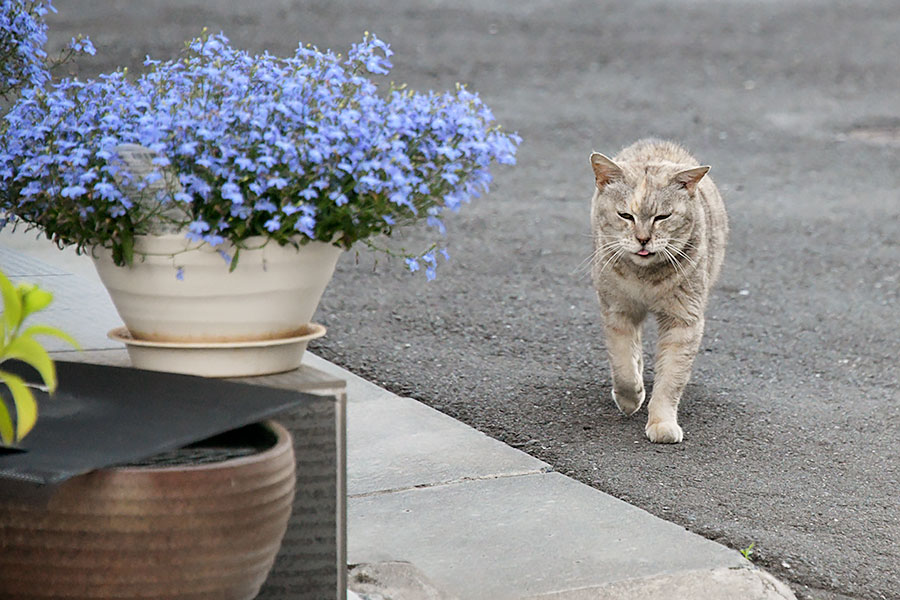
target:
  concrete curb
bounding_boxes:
[349,562,460,600]
[523,567,797,600]
[346,563,797,600]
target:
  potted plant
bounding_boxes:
[0,23,520,375]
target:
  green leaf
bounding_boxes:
[229,247,241,272]
[0,393,14,445]
[0,370,38,441]
[112,243,124,266]
[18,285,53,320]
[20,325,80,351]
[2,335,57,393]
[121,228,134,266]
[0,271,23,334]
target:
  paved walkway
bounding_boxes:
[0,229,796,599]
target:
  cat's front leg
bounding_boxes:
[601,309,646,416]
[646,316,705,443]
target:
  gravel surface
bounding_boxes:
[46,1,900,598]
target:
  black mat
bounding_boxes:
[0,360,317,486]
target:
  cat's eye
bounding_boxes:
[617,212,634,221]
[654,214,671,222]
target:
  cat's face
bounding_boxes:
[590,153,709,267]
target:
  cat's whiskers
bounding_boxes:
[662,247,687,278]
[594,245,626,276]
[573,239,621,278]
[668,244,698,268]
[662,246,697,293]
[573,248,601,277]
[676,240,700,259]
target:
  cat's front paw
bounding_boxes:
[645,420,683,444]
[612,386,645,416]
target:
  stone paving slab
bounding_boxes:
[0,229,99,280]
[304,353,550,496]
[345,393,549,497]
[348,471,756,600]
[0,246,69,276]
[0,237,121,353]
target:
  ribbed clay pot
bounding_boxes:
[0,421,295,600]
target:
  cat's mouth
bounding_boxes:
[636,249,653,257]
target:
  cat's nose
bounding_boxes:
[635,234,651,246]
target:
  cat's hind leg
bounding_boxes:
[646,316,704,443]
[601,309,646,416]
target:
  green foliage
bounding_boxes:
[740,542,756,561]
[0,270,78,444]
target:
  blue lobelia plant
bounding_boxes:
[0,28,520,279]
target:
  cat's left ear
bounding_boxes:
[672,166,711,194]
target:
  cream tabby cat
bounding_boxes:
[589,139,728,443]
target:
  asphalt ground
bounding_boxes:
[43,1,900,598]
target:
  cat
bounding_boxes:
[589,139,728,443]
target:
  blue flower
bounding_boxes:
[221,181,243,204]
[188,219,210,235]
[295,215,316,237]
[60,184,87,198]
[329,190,348,206]
[264,216,281,232]
[92,181,117,199]
[426,215,445,235]
[69,36,95,56]
[235,156,255,171]
[255,199,277,212]
[177,141,198,156]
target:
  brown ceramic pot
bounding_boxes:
[0,421,295,600]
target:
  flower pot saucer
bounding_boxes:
[108,323,326,377]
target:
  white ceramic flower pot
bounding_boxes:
[93,235,342,344]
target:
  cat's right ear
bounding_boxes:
[590,153,624,190]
